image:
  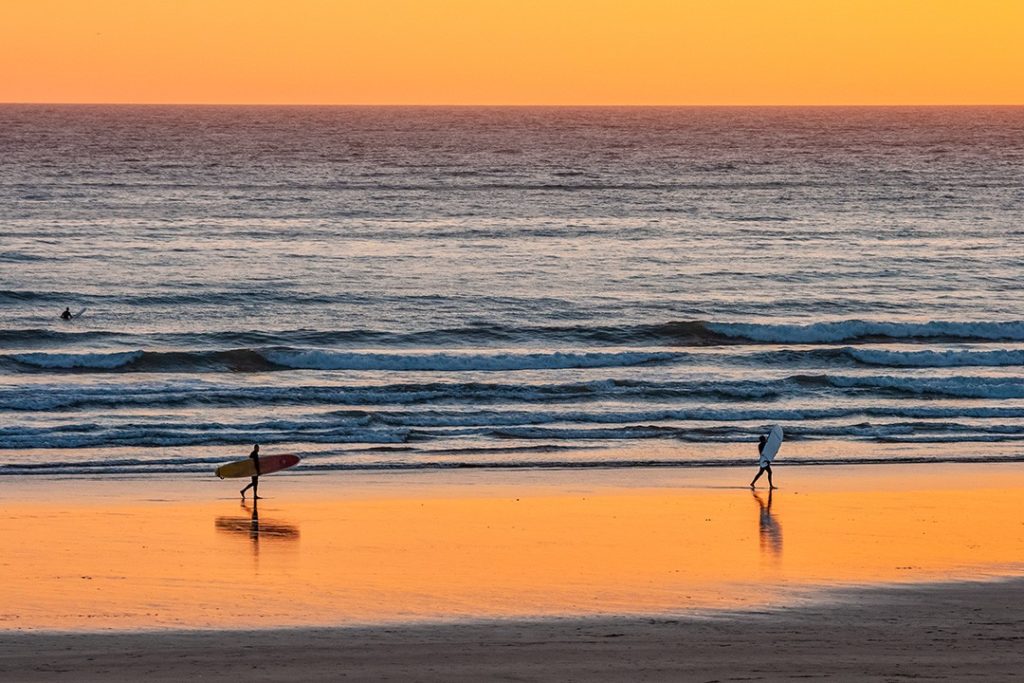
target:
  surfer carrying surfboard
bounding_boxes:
[750,425,783,489]
[215,450,299,485]
[240,444,262,500]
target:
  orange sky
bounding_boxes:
[2,0,1022,105]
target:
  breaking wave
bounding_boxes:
[2,318,1023,351]
[4,348,680,373]
[838,347,1024,367]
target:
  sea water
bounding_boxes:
[1,105,1022,476]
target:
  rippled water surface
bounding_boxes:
[1,106,1022,475]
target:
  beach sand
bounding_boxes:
[2,578,1023,681]
[1,463,1023,679]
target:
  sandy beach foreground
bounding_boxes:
[2,578,1023,681]
[1,463,1023,679]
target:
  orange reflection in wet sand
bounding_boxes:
[0,465,1022,630]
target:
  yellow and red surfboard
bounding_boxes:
[215,454,300,479]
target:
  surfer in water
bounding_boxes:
[60,307,72,320]
[240,444,262,500]
[750,433,776,489]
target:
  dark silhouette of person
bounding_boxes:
[240,444,261,500]
[60,307,72,320]
[246,499,260,542]
[750,433,776,489]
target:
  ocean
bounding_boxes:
[1,105,1022,477]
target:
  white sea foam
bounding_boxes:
[841,347,1024,367]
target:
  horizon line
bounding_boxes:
[3,101,1024,108]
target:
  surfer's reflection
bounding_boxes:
[248,500,259,542]
[752,489,783,558]
[214,500,300,545]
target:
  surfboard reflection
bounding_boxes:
[752,489,783,559]
[215,501,300,543]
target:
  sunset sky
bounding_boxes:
[2,0,1022,105]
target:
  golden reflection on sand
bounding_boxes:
[753,489,783,561]
[1,466,1022,630]
[215,501,300,543]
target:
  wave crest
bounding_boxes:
[710,320,1024,344]
[5,348,681,373]
[3,318,1023,350]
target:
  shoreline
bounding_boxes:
[4,458,1024,498]
[3,578,1023,681]
[7,437,1024,479]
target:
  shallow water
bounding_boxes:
[2,466,1023,630]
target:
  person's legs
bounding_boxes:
[750,466,766,488]
[766,465,775,489]
[252,476,260,500]
[241,476,256,499]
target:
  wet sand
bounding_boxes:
[2,579,1023,681]
[1,464,1023,679]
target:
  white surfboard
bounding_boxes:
[70,308,86,319]
[759,424,784,466]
